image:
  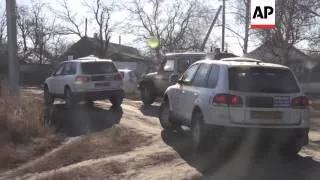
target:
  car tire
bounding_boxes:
[64,87,76,109]
[159,101,181,130]
[191,110,209,152]
[279,140,302,159]
[140,87,156,106]
[44,85,54,106]
[110,96,123,107]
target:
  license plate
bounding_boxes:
[251,111,282,119]
[95,82,110,87]
[274,96,290,107]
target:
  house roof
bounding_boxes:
[247,41,312,63]
[86,37,140,55]
[61,37,145,62]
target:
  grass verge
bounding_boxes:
[0,85,63,172]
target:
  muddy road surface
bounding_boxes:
[1,89,320,179]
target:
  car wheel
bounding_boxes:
[64,87,75,109]
[159,101,180,130]
[44,85,54,106]
[110,96,123,107]
[279,141,302,159]
[140,87,156,106]
[191,110,209,151]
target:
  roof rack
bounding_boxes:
[220,58,262,63]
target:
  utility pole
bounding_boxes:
[222,0,226,52]
[85,18,88,37]
[6,0,19,96]
[201,5,222,51]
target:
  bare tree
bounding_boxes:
[298,0,320,50]
[84,0,113,57]
[125,0,212,58]
[255,0,314,65]
[50,36,70,60]
[55,0,84,38]
[0,11,6,43]
[17,6,31,53]
[27,2,57,64]
[228,0,251,54]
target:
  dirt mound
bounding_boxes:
[25,147,200,180]
[18,124,154,175]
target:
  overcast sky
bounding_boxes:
[0,0,280,56]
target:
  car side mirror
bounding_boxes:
[48,70,53,76]
[169,74,179,83]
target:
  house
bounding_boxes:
[246,41,317,83]
[60,37,152,77]
[0,43,54,85]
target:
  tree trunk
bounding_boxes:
[99,27,104,58]
[104,33,110,58]
[243,0,250,54]
[22,34,27,52]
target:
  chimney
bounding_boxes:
[119,35,121,45]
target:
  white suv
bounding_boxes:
[44,56,124,108]
[159,57,309,154]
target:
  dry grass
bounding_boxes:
[312,100,320,110]
[0,84,62,171]
[0,85,50,143]
[21,125,152,174]
[44,160,127,180]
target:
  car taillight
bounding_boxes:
[114,73,123,80]
[292,96,309,108]
[213,94,243,106]
[74,76,91,84]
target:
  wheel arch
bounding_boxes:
[44,83,52,94]
[163,93,172,111]
[191,106,204,125]
[64,85,71,93]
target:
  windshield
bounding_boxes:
[163,59,175,72]
[164,54,206,73]
[81,62,117,74]
[229,67,300,93]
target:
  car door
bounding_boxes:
[50,63,65,95]
[201,65,226,124]
[175,63,200,121]
[154,59,177,95]
[59,62,77,93]
[179,63,212,123]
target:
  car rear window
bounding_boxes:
[228,67,300,93]
[81,62,117,74]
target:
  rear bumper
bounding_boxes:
[73,90,124,101]
[210,126,309,147]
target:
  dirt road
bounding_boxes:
[1,89,320,179]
